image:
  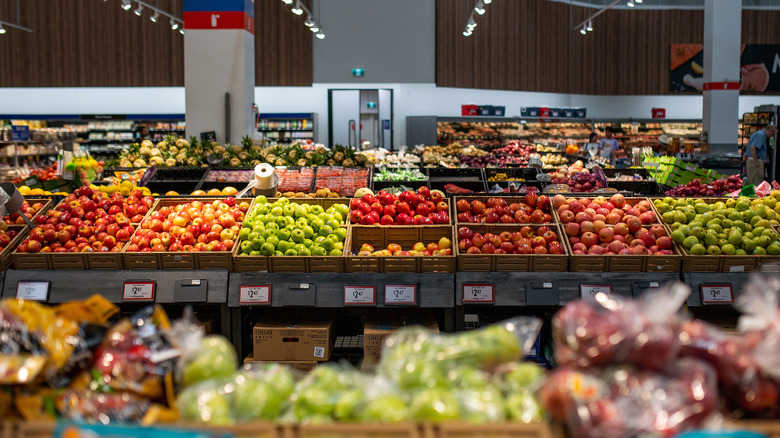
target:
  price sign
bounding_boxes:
[701,284,733,304]
[344,286,376,305]
[122,281,155,301]
[580,284,612,303]
[384,284,417,305]
[686,164,697,172]
[642,161,660,168]
[239,285,271,305]
[463,284,494,303]
[16,281,49,301]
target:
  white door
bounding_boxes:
[378,89,393,149]
[330,90,361,148]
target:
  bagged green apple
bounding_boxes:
[176,377,235,425]
[285,363,365,424]
[170,309,238,388]
[447,367,505,423]
[232,363,296,422]
[499,363,546,423]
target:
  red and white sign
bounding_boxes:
[463,284,494,303]
[652,108,666,119]
[183,11,254,34]
[123,281,155,301]
[345,286,376,305]
[385,284,417,304]
[239,285,270,305]
[701,284,733,304]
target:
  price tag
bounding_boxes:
[686,164,697,172]
[239,285,271,305]
[649,282,659,288]
[463,284,494,303]
[122,281,155,301]
[701,284,733,304]
[384,284,417,305]
[580,284,612,303]
[542,283,552,289]
[16,281,49,301]
[344,286,376,305]
[642,161,660,168]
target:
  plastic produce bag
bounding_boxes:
[56,390,152,424]
[0,305,48,384]
[286,363,365,424]
[553,282,690,369]
[539,358,719,438]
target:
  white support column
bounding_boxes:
[183,0,256,144]
[702,0,741,156]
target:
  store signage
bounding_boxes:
[463,284,494,303]
[651,108,666,119]
[671,44,780,93]
[384,284,416,305]
[352,68,365,77]
[122,281,155,302]
[366,102,376,109]
[580,284,612,303]
[16,281,49,301]
[344,286,376,305]
[183,0,255,34]
[200,131,217,142]
[11,126,30,141]
[700,284,733,305]
[239,285,270,305]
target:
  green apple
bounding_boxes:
[183,336,238,387]
[261,242,275,256]
[320,238,334,251]
[318,225,334,237]
[283,204,296,217]
[271,206,284,217]
[333,242,344,251]
[265,235,280,248]
[251,235,266,251]
[298,247,311,256]
[311,218,325,232]
[274,250,284,256]
[302,226,315,239]
[249,250,262,256]
[284,248,298,256]
[295,204,310,218]
[240,240,253,254]
[302,238,314,248]
[255,195,268,204]
[275,197,290,206]
[277,240,292,253]
[238,228,251,241]
[311,246,327,256]
[291,229,305,243]
[276,228,291,242]
[329,248,343,256]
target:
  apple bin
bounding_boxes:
[453,195,556,226]
[348,188,451,226]
[232,197,350,273]
[345,225,455,273]
[455,224,568,272]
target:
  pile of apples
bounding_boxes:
[349,187,449,225]
[0,225,19,249]
[455,194,552,224]
[126,198,250,252]
[664,176,743,197]
[493,141,535,156]
[15,186,153,254]
[457,226,565,255]
[556,194,674,255]
[3,201,47,225]
[354,238,452,257]
[549,171,605,193]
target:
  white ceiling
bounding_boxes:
[546,0,780,9]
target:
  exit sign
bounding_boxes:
[367,102,377,109]
[352,68,365,77]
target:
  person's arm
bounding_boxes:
[751,145,759,162]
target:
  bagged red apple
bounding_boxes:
[553,282,689,369]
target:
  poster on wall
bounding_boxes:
[670,44,780,93]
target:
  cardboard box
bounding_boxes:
[243,354,318,373]
[252,310,336,362]
[363,311,439,364]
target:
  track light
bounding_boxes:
[134,4,143,16]
[627,1,635,7]
[170,18,179,30]
[291,1,303,15]
[586,20,593,31]
[304,16,314,27]
[121,0,132,10]
[310,24,319,32]
[179,28,184,34]
[467,16,477,29]
[315,32,324,39]
[636,0,643,3]
[580,25,587,35]
[483,0,492,4]
[281,0,293,4]
[150,11,159,22]
[0,25,5,35]
[474,1,485,15]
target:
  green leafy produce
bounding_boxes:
[374,168,427,182]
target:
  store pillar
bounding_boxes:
[701,0,741,156]
[183,0,256,144]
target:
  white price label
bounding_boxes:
[344,286,376,305]
[701,285,733,304]
[642,161,660,168]
[16,282,49,301]
[239,285,271,305]
[649,282,659,288]
[463,284,494,303]
[580,285,612,303]
[385,285,417,304]
[123,282,155,301]
[686,164,697,172]
[542,283,553,289]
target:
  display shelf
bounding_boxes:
[682,272,751,307]
[1,269,229,304]
[257,113,316,143]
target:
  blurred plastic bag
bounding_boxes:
[56,390,151,424]
[553,282,690,369]
[539,359,719,438]
[286,363,365,424]
[0,304,48,384]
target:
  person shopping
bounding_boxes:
[745,124,777,186]
[583,133,600,158]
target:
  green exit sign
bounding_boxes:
[366,102,377,109]
[352,68,365,77]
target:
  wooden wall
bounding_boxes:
[436,0,780,95]
[0,0,312,87]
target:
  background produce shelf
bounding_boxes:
[455,224,568,272]
[427,168,487,195]
[345,225,455,273]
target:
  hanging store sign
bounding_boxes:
[183,0,254,34]
[671,44,780,93]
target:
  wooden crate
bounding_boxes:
[13,421,280,438]
[346,225,455,273]
[0,227,27,270]
[290,424,424,438]
[430,422,556,438]
[2,198,53,227]
[347,200,451,226]
[453,196,555,226]
[455,224,568,272]
[231,236,270,272]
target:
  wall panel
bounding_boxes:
[0,0,312,87]
[437,1,780,95]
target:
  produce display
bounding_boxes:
[373,168,427,182]
[361,148,420,167]
[0,227,19,249]
[493,141,535,157]
[455,195,552,224]
[352,238,452,257]
[126,197,250,253]
[457,225,564,255]
[11,163,59,184]
[314,167,370,197]
[349,187,450,226]
[657,195,780,255]
[15,186,154,254]
[276,167,315,194]
[548,164,607,193]
[664,175,743,197]
[556,195,674,256]
[2,200,46,225]
[487,173,526,182]
[237,197,348,256]
[203,170,253,183]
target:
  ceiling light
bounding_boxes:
[315,32,324,39]
[170,18,179,30]
[310,24,319,32]
[483,0,492,4]
[150,11,159,22]
[291,1,303,15]
[281,0,292,4]
[586,20,593,31]
[134,4,143,16]
[121,0,132,11]
[580,25,587,35]
[474,1,486,15]
[0,25,5,35]
[304,16,314,27]
[636,0,643,3]
[467,16,477,29]
[627,1,635,7]
[179,28,184,34]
